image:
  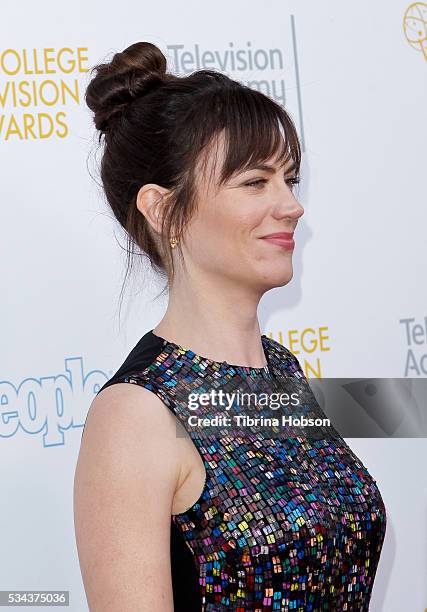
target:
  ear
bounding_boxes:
[136,183,171,234]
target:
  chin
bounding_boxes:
[272,272,294,289]
[258,264,294,290]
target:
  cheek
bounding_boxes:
[190,203,246,250]
[200,214,242,263]
[185,196,268,268]
[214,208,262,260]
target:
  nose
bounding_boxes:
[271,191,304,222]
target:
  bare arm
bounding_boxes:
[73,384,182,611]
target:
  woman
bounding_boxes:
[74,41,387,611]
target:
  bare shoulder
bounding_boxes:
[82,382,181,453]
[78,383,182,498]
[73,383,179,611]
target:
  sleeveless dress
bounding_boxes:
[94,329,387,611]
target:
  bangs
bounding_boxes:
[195,84,302,191]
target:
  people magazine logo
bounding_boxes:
[0,357,108,448]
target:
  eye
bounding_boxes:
[286,176,300,189]
[244,175,300,190]
[244,178,268,188]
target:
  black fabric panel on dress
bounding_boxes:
[171,520,202,611]
[97,330,165,395]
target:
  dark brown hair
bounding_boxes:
[85,41,302,308]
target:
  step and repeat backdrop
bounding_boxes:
[1,0,426,610]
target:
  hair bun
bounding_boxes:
[86,41,167,134]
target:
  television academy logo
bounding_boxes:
[403,2,427,60]
[399,315,427,375]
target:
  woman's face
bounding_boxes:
[180,132,305,294]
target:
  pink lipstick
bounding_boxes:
[260,232,295,250]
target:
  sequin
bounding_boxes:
[96,330,387,611]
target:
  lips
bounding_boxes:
[261,232,294,239]
[260,231,295,251]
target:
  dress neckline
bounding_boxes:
[149,329,272,375]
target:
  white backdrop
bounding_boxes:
[1,0,426,610]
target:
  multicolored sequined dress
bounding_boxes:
[96,329,387,611]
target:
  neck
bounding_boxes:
[153,268,268,368]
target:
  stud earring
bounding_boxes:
[170,236,178,249]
